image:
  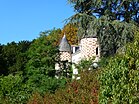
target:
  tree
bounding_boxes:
[1,41,31,75]
[0,44,7,75]
[68,0,139,23]
[46,25,78,46]
[0,74,32,104]
[68,0,138,56]
[99,30,139,103]
[61,23,78,45]
[1,42,18,74]
[25,32,58,77]
[24,29,66,94]
[16,41,31,73]
[28,69,100,104]
[88,18,136,56]
[0,29,66,103]
[46,28,62,46]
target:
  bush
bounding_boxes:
[0,74,30,104]
[28,69,100,104]
[99,31,139,103]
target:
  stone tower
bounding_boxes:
[59,35,71,62]
[80,37,100,60]
[55,35,72,78]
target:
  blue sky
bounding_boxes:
[0,0,75,44]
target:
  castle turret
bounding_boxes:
[80,37,100,60]
[59,35,71,62]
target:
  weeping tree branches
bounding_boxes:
[67,0,138,56]
[88,17,136,56]
[68,0,139,23]
[68,13,136,56]
[68,13,95,38]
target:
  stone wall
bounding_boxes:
[80,38,100,59]
[60,52,71,62]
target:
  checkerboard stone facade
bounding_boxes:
[80,38,100,59]
[59,37,100,62]
[60,52,71,62]
[56,35,100,79]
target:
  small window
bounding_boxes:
[96,47,98,55]
[75,47,79,52]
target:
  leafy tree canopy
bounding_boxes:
[0,41,31,75]
[68,0,138,56]
[61,23,78,45]
[68,0,139,23]
[99,29,139,103]
[25,28,66,94]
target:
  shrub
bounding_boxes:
[0,74,30,104]
[28,69,100,104]
[99,31,139,103]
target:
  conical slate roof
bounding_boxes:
[59,35,71,52]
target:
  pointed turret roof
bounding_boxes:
[59,35,71,52]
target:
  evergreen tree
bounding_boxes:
[68,0,139,23]
[68,0,138,56]
[1,41,31,75]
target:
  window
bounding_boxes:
[75,46,79,52]
[96,47,98,55]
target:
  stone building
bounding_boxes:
[55,35,100,78]
[59,35,71,62]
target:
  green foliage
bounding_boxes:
[57,61,73,78]
[0,41,31,75]
[99,30,139,103]
[98,56,110,68]
[45,28,62,46]
[69,13,136,56]
[75,58,93,72]
[24,29,67,96]
[26,76,66,95]
[0,74,30,104]
[61,23,78,45]
[68,0,139,56]
[89,19,136,56]
[25,30,59,77]
[28,69,100,104]
[0,29,66,103]
[1,42,19,74]
[0,44,7,75]
[0,41,31,103]
[68,0,139,23]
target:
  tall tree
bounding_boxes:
[24,29,63,94]
[68,0,138,56]
[1,41,31,75]
[0,44,7,75]
[46,28,62,46]
[1,42,18,74]
[68,0,139,23]
[99,29,139,103]
[61,23,78,45]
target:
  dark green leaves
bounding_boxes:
[68,0,139,23]
[99,30,139,103]
[68,0,139,56]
